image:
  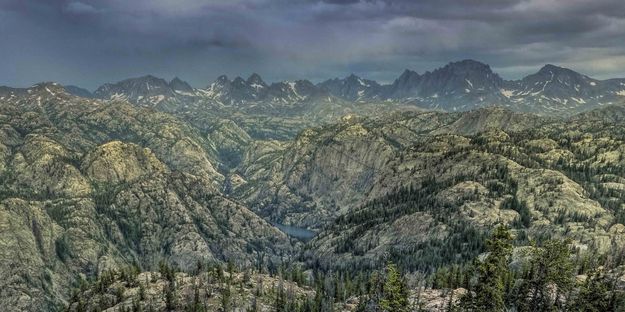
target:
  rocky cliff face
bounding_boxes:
[234,108,543,227]
[318,74,385,102]
[230,106,625,272]
[387,60,507,110]
[0,84,292,311]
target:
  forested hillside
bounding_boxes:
[1,83,625,311]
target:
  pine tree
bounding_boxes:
[571,269,611,312]
[275,279,286,312]
[221,283,231,312]
[164,283,176,311]
[459,225,512,311]
[519,239,574,311]
[379,262,409,312]
[185,280,206,312]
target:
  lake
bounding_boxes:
[273,223,316,241]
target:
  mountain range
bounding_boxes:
[72,60,625,116]
[3,63,625,311]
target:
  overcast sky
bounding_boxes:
[2,0,625,90]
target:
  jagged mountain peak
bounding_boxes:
[119,74,169,86]
[142,74,160,79]
[389,69,421,96]
[103,75,169,87]
[205,75,230,90]
[540,63,563,71]
[169,76,185,85]
[32,81,66,91]
[204,74,322,104]
[169,77,194,93]
[63,85,94,98]
[345,73,361,81]
[246,73,266,86]
[539,63,569,73]
[318,73,382,101]
[445,59,491,70]
[263,79,322,102]
[319,73,371,86]
[24,82,70,97]
[534,64,588,79]
[215,75,230,84]
[398,69,420,80]
[345,73,378,87]
[387,59,504,107]
[518,63,598,98]
[93,74,176,104]
[294,79,316,88]
[232,76,247,85]
[273,79,314,87]
[431,59,498,80]
[342,73,364,86]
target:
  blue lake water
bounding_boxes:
[273,223,316,241]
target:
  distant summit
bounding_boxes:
[64,85,93,98]
[93,75,178,103]
[169,77,194,93]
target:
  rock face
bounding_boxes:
[207,119,253,169]
[168,77,194,94]
[82,141,166,184]
[234,108,543,227]
[318,74,384,102]
[386,59,507,110]
[431,106,554,135]
[204,74,327,106]
[94,75,178,104]
[0,84,292,311]
[230,106,625,272]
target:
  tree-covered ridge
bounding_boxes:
[231,107,547,228]
[66,227,625,311]
[291,107,625,273]
[456,227,625,311]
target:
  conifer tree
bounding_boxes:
[379,262,409,312]
[523,239,574,311]
[571,269,611,312]
[459,225,512,311]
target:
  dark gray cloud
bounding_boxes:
[2,0,625,89]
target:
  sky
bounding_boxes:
[2,0,625,90]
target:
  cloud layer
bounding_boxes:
[2,0,625,89]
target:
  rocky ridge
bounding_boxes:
[0,84,293,311]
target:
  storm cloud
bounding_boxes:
[2,0,625,89]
